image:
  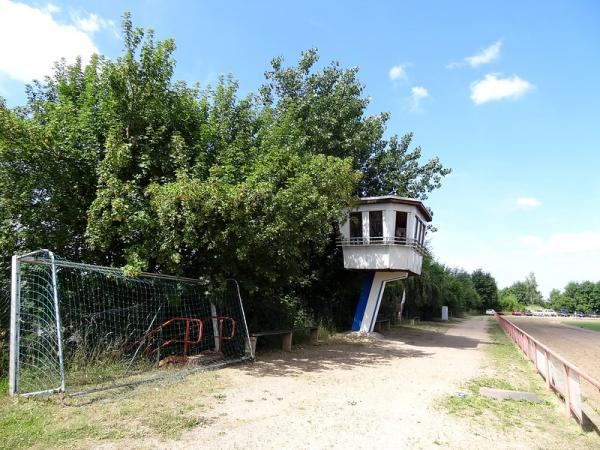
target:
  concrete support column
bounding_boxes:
[352,271,408,333]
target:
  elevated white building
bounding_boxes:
[338,196,431,332]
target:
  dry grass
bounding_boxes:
[0,369,227,448]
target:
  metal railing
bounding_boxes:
[336,236,428,255]
[495,314,600,426]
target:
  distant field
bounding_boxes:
[564,321,600,332]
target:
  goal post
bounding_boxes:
[9,250,66,396]
[8,254,19,396]
[9,250,252,396]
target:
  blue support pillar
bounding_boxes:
[352,272,375,331]
[352,271,409,333]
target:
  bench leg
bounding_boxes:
[282,332,292,352]
[310,328,319,345]
[250,336,257,358]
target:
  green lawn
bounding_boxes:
[564,321,600,332]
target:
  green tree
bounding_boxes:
[471,269,499,311]
[85,15,206,270]
[499,290,523,312]
[503,273,544,306]
[0,57,104,273]
[562,281,600,313]
[1,14,452,331]
[259,49,451,199]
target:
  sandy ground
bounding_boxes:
[507,317,600,381]
[141,317,500,449]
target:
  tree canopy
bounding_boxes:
[0,14,453,331]
[549,281,600,313]
[471,269,500,311]
[498,272,544,311]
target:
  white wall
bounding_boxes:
[343,245,424,274]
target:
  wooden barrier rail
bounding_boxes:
[495,314,600,426]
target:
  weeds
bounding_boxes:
[438,319,595,444]
[0,369,224,448]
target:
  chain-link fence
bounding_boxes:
[9,250,251,396]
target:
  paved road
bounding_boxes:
[508,316,600,380]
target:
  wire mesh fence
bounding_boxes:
[0,280,9,380]
[9,250,251,396]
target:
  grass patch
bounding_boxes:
[0,376,8,398]
[441,375,554,430]
[439,319,599,445]
[0,369,226,448]
[564,321,600,332]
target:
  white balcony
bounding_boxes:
[338,196,430,275]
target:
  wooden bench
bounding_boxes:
[410,316,420,325]
[374,319,391,332]
[294,326,319,346]
[249,326,319,358]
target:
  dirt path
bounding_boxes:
[153,317,492,449]
[507,317,600,380]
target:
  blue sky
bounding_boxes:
[1,0,599,295]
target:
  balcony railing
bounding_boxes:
[336,236,428,255]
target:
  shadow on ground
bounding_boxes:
[388,327,495,349]
[244,325,490,377]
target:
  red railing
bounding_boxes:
[145,317,204,357]
[211,316,237,352]
[144,316,237,358]
[495,314,600,425]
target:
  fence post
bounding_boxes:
[8,255,20,396]
[545,350,551,388]
[563,364,572,417]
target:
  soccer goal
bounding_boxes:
[8,250,252,396]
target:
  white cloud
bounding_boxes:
[520,231,600,256]
[0,1,99,82]
[465,40,502,67]
[470,74,534,105]
[519,235,543,246]
[447,40,502,69]
[44,3,59,14]
[388,64,407,81]
[432,225,600,298]
[408,86,428,111]
[516,197,542,209]
[72,12,116,36]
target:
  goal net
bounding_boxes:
[8,250,252,396]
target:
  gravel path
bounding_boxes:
[162,316,493,449]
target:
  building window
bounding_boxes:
[414,217,426,245]
[414,217,420,240]
[414,216,426,245]
[349,212,363,239]
[395,211,407,240]
[369,211,383,239]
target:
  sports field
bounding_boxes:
[564,321,600,333]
